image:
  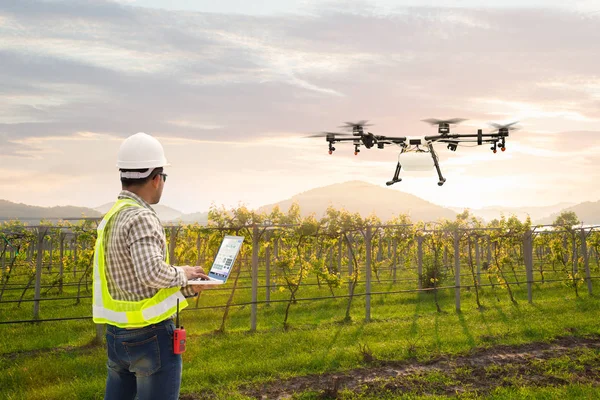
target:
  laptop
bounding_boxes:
[187,235,244,285]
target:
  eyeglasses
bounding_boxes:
[159,173,167,182]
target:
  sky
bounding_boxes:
[1,0,599,214]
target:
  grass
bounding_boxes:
[1,266,600,399]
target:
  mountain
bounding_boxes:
[449,202,576,223]
[94,203,208,224]
[0,199,101,222]
[94,203,184,222]
[178,211,209,225]
[7,183,596,227]
[257,180,456,223]
[536,200,600,225]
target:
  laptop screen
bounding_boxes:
[208,235,245,281]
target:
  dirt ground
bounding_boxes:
[229,335,600,399]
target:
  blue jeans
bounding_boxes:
[104,319,182,400]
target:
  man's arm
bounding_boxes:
[127,211,189,289]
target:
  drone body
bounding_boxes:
[307,119,516,186]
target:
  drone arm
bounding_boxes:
[377,136,407,143]
[425,132,508,142]
[329,137,361,143]
[437,138,500,144]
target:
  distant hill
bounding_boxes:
[0,199,101,223]
[95,202,184,222]
[6,183,597,227]
[95,203,209,224]
[450,202,576,223]
[257,180,456,223]
[536,201,600,225]
[178,211,209,225]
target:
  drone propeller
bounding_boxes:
[304,132,353,155]
[422,118,466,135]
[488,121,520,132]
[486,121,517,153]
[421,118,467,126]
[339,120,373,129]
[304,131,353,138]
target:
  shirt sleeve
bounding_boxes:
[126,210,187,289]
[181,285,198,298]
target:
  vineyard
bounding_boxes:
[1,205,599,333]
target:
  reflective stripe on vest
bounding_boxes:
[93,199,188,328]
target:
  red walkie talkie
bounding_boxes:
[173,299,186,354]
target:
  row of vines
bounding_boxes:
[1,205,599,330]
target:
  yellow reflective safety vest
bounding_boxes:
[93,198,188,328]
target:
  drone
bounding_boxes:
[307,119,517,186]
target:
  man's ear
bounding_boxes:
[151,173,161,189]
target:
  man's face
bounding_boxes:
[150,171,165,204]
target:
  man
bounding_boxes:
[93,132,212,400]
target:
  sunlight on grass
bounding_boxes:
[2,274,600,399]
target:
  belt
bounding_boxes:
[122,317,174,330]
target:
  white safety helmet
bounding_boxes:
[117,132,170,179]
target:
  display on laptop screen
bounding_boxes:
[209,236,244,280]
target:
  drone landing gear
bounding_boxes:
[426,142,446,186]
[386,162,402,186]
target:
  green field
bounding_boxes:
[2,267,600,399]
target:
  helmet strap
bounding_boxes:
[120,168,155,179]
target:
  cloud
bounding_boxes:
[2,4,598,153]
[0,134,41,158]
[1,1,599,212]
[0,0,135,20]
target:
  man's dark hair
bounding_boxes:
[120,167,163,188]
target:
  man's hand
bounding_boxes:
[190,284,213,294]
[177,266,213,294]
[179,266,209,281]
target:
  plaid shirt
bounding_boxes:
[103,190,195,301]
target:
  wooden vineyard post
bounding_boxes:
[265,235,271,303]
[365,226,372,322]
[475,238,481,286]
[168,226,178,265]
[581,228,592,295]
[454,231,461,313]
[417,236,423,290]
[251,225,259,332]
[392,238,397,283]
[524,230,534,304]
[33,229,45,320]
[59,232,65,294]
